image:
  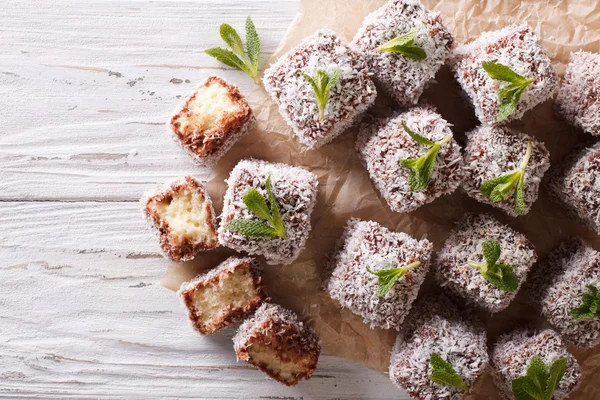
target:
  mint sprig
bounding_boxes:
[302,69,342,121]
[225,176,286,238]
[429,352,468,391]
[570,284,600,320]
[480,141,532,216]
[205,17,261,84]
[366,261,420,297]
[376,29,426,61]
[511,356,567,400]
[400,121,452,192]
[482,61,535,123]
[468,240,519,292]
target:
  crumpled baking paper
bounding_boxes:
[163,0,600,397]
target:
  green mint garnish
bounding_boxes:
[400,121,452,192]
[366,261,420,297]
[375,29,426,61]
[429,352,468,391]
[511,356,567,400]
[570,284,600,320]
[480,141,532,216]
[468,240,519,292]
[482,61,535,123]
[225,176,286,238]
[302,69,342,121]
[205,16,261,84]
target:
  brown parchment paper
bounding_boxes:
[163,1,600,397]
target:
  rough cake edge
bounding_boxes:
[233,302,321,386]
[140,175,218,262]
[177,256,266,334]
[217,159,319,265]
[168,75,256,167]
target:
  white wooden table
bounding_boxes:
[0,1,403,398]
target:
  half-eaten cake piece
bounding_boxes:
[462,125,550,217]
[352,0,454,106]
[389,295,489,399]
[546,142,600,234]
[489,328,581,400]
[178,256,265,334]
[450,24,558,125]
[263,30,377,149]
[555,51,600,136]
[434,213,536,313]
[218,159,318,265]
[525,238,600,348]
[233,303,320,386]
[141,176,218,262]
[325,218,433,330]
[356,106,464,213]
[169,75,255,166]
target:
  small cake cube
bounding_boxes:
[233,303,320,386]
[525,238,600,348]
[178,256,265,334]
[389,295,489,399]
[141,176,217,262]
[356,106,464,213]
[462,126,550,217]
[218,159,318,265]
[435,214,536,313]
[490,328,581,400]
[325,218,433,330]
[263,30,377,149]
[547,142,600,234]
[352,0,454,105]
[451,24,558,125]
[169,76,255,166]
[555,51,600,136]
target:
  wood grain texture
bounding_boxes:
[0,1,407,398]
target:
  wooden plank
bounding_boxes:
[0,201,406,398]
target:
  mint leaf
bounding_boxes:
[303,69,342,121]
[245,16,260,71]
[399,122,452,192]
[570,284,600,320]
[480,141,532,215]
[545,358,567,400]
[206,18,261,84]
[429,353,468,391]
[226,175,286,238]
[366,261,420,297]
[482,61,535,122]
[470,240,519,292]
[225,219,278,237]
[376,29,427,61]
[511,356,567,400]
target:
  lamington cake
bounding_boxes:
[434,213,537,313]
[141,176,218,262]
[555,51,600,136]
[233,303,320,386]
[218,159,318,265]
[489,328,581,400]
[325,218,433,330]
[356,106,464,213]
[170,76,255,166]
[547,142,600,234]
[389,295,489,399]
[451,24,558,125]
[352,0,454,105]
[178,256,265,334]
[462,125,551,216]
[263,30,377,149]
[526,238,600,348]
